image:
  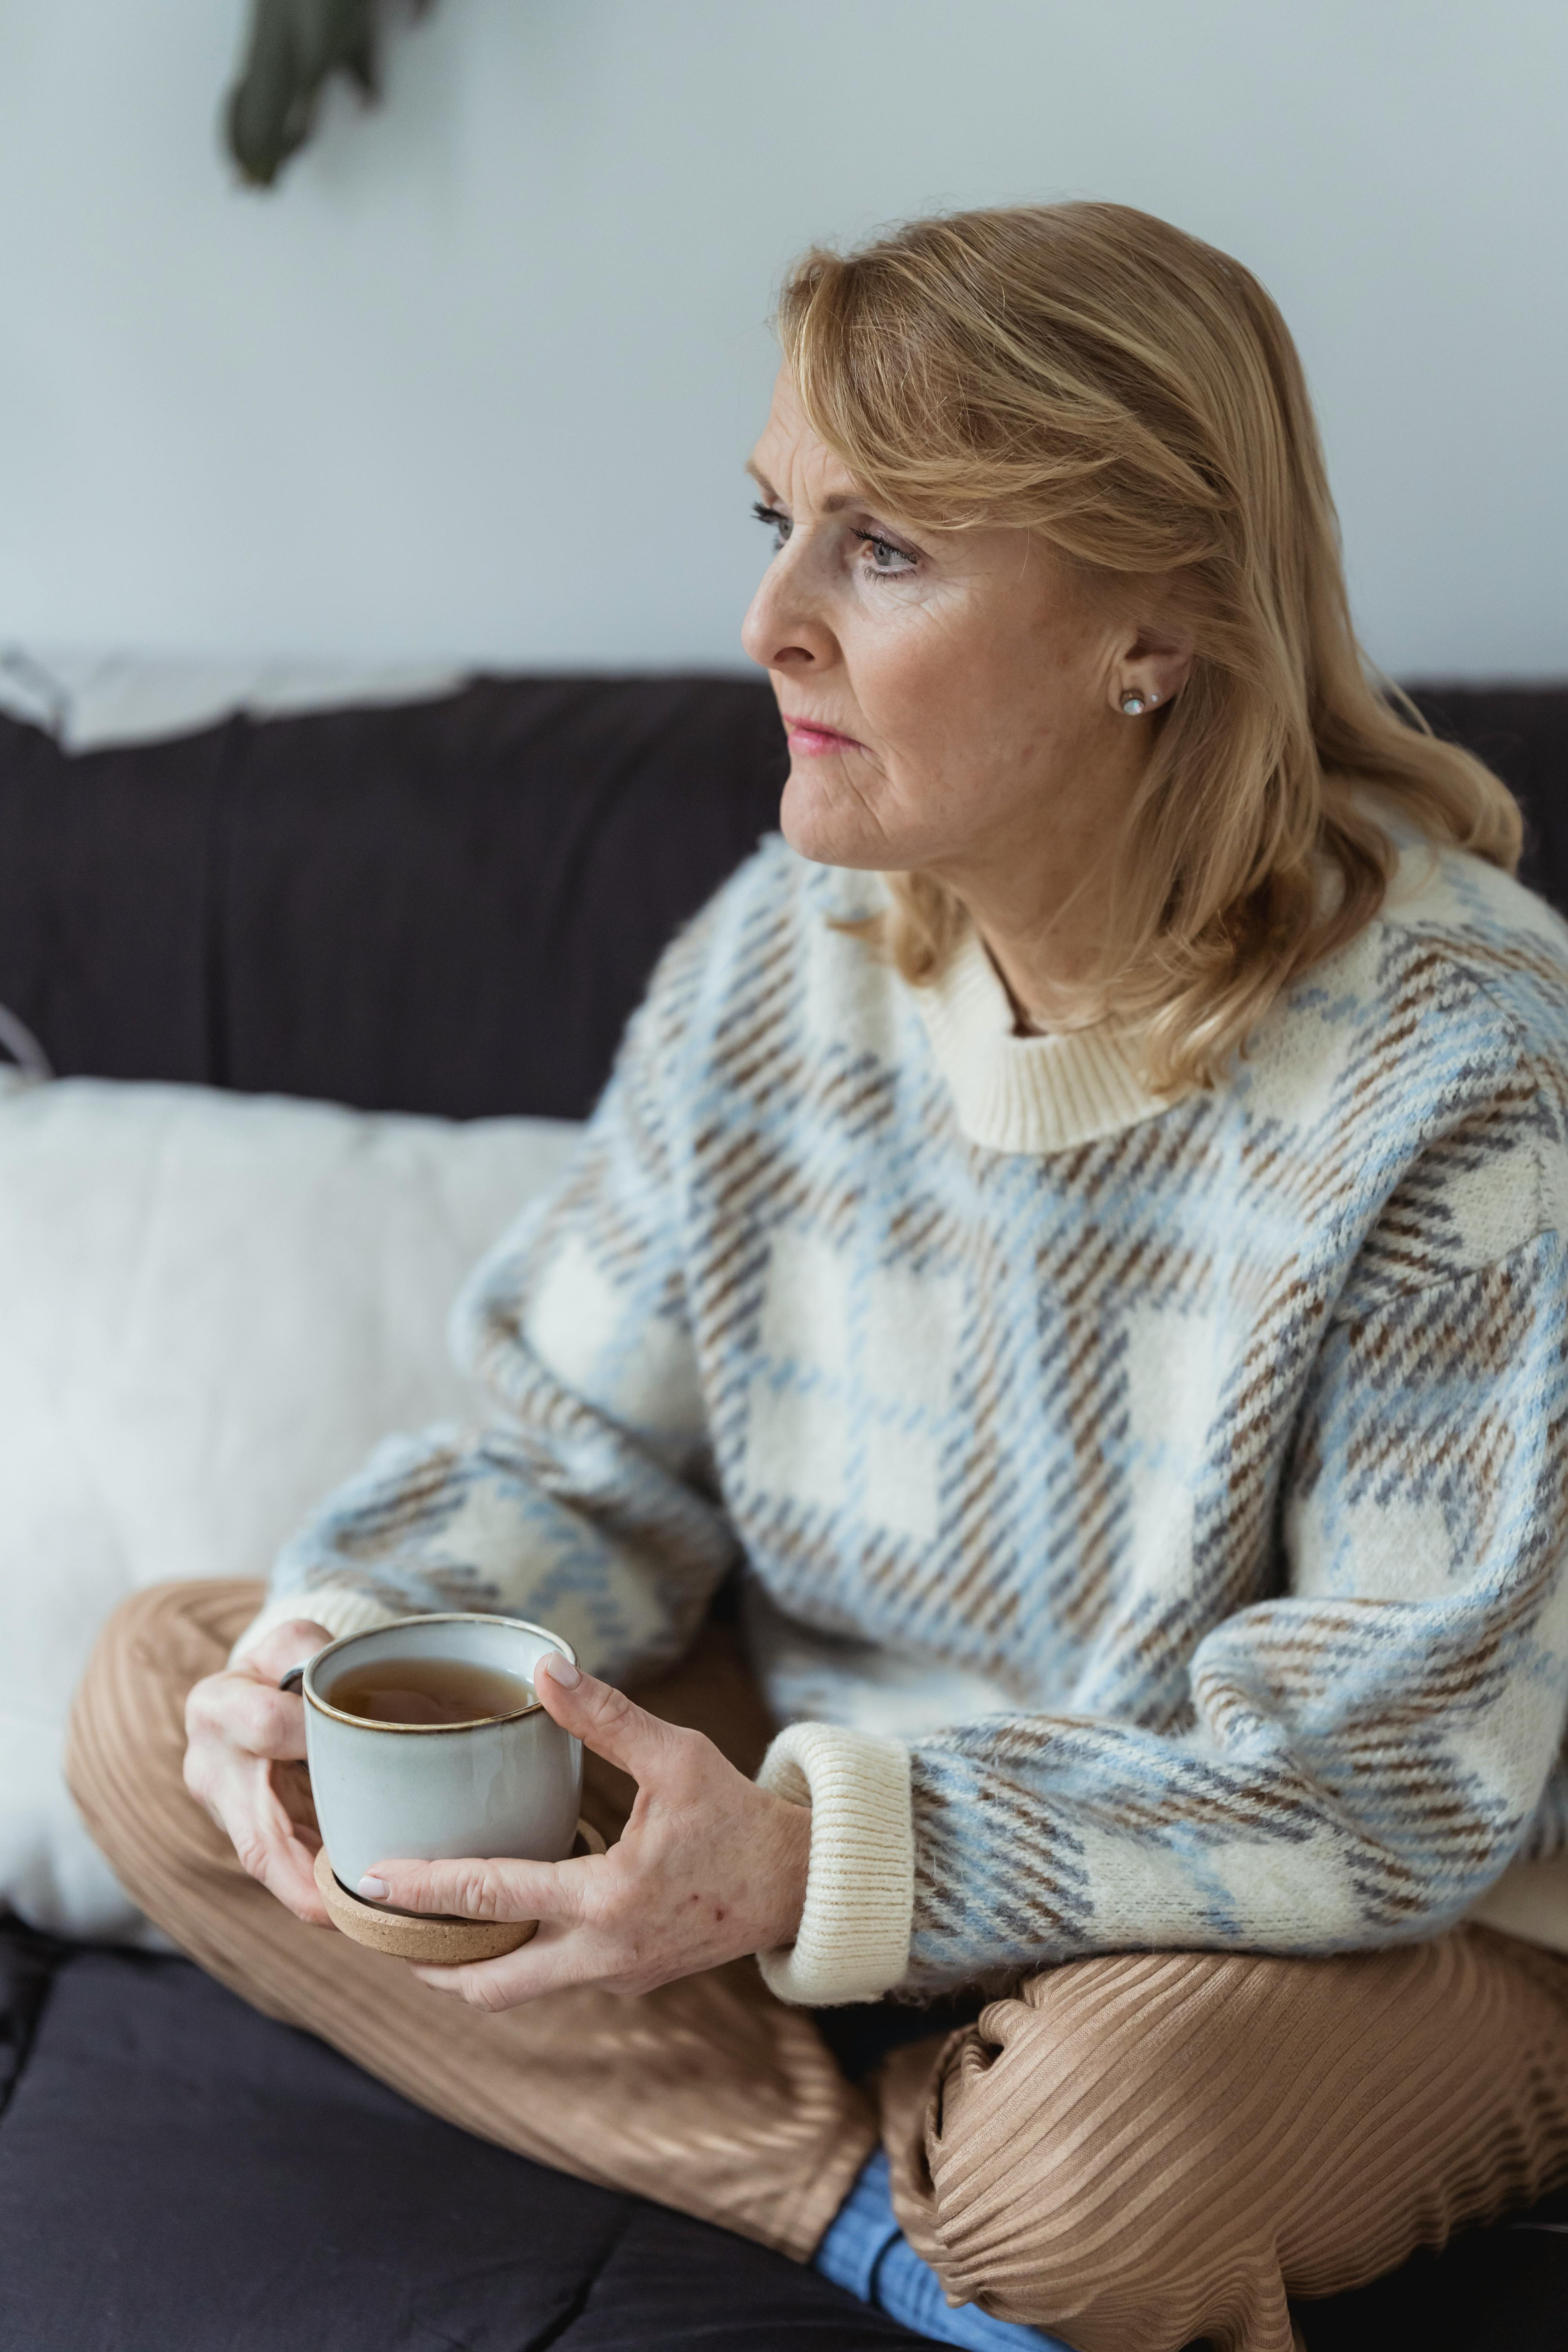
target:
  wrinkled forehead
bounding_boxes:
[747,367,862,512]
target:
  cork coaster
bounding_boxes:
[314,1818,607,1964]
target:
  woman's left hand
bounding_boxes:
[360,1650,811,2010]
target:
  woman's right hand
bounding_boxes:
[183,1619,336,1925]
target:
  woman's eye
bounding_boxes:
[752,500,791,553]
[855,529,917,578]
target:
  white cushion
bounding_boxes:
[0,647,467,750]
[0,1071,581,1940]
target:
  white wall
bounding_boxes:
[0,0,1563,679]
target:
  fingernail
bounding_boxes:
[539,1649,581,1689]
[358,1875,390,1901]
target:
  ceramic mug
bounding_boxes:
[281,1613,583,1894]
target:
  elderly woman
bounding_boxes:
[72,203,1568,2352]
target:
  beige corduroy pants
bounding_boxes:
[68,1581,1568,2352]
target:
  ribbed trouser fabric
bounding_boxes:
[818,2149,1070,2349]
[69,1582,1568,2352]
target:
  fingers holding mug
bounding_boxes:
[387,1858,604,2010]
[356,1853,574,1921]
[182,1728,331,1926]
[181,1618,336,1927]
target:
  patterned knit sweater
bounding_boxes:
[242,828,1568,2006]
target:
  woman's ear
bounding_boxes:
[1109,620,1195,718]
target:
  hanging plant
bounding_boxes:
[225,0,437,189]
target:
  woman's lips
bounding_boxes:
[784,719,862,757]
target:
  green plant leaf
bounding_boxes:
[225,0,431,189]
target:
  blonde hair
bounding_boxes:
[776,203,1521,1090]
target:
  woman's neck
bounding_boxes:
[938,850,1121,1038]
[921,724,1149,1038]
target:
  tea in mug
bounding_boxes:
[325,1659,536,1727]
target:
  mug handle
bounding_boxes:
[278,1664,306,1696]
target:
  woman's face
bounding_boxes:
[741,371,1181,911]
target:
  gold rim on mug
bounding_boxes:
[278,1612,577,1734]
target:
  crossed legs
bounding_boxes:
[70,1581,1568,2352]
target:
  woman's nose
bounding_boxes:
[741,554,836,676]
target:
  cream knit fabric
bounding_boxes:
[754,1723,915,2005]
[232,1584,403,1662]
[911,922,1184,1151]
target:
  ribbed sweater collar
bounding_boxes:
[910,922,1185,1154]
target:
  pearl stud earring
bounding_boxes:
[1120,690,1160,717]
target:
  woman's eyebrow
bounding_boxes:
[743,463,864,518]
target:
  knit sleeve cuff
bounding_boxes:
[754,1722,914,2006]
[228,1584,408,1665]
